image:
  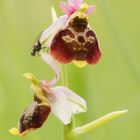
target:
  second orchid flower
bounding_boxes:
[9,53,87,136]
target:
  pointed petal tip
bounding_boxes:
[60,1,75,15]
[68,0,83,8]
[9,127,19,136]
[22,73,33,80]
[80,3,88,12]
[22,73,40,84]
[118,109,128,114]
[86,5,97,15]
[72,60,87,68]
[107,110,128,118]
[63,117,72,125]
[60,1,68,11]
[51,6,58,22]
[23,73,35,80]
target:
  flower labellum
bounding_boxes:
[9,100,51,136]
[32,0,101,68]
[50,15,101,65]
[18,101,51,136]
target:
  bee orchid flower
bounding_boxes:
[9,54,87,136]
[32,0,101,68]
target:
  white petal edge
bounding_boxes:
[52,86,87,114]
[40,15,68,45]
[41,53,60,86]
[47,89,72,125]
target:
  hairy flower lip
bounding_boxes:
[49,24,101,65]
[18,102,51,135]
[9,101,51,136]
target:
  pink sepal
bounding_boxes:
[86,5,96,15]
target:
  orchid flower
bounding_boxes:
[31,0,101,68]
[9,54,87,136]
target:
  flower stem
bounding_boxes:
[61,65,68,87]
[61,65,75,140]
[64,117,75,140]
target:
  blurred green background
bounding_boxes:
[0,0,139,140]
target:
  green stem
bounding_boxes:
[64,117,75,140]
[61,64,75,140]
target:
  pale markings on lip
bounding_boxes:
[61,27,96,54]
[62,32,95,46]
[62,35,75,43]
[86,36,95,44]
